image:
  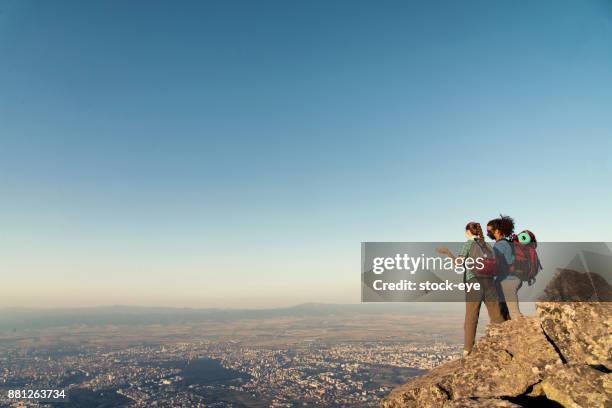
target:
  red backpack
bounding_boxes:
[508,230,542,284]
[470,240,497,277]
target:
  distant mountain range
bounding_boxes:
[0,302,462,330]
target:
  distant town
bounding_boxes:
[1,339,459,407]
[0,305,466,407]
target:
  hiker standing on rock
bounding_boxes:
[487,215,523,320]
[437,222,505,356]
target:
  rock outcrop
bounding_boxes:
[382,301,611,408]
[538,269,612,302]
[537,302,612,370]
[540,365,611,408]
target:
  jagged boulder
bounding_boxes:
[537,302,612,370]
[540,365,611,408]
[538,269,612,302]
[382,301,611,408]
[382,317,562,407]
[443,398,521,407]
[381,359,460,408]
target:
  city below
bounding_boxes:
[0,304,468,407]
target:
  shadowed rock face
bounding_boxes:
[443,398,521,407]
[540,365,611,408]
[381,300,611,408]
[539,269,612,302]
[537,302,612,370]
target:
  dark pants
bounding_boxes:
[464,277,505,353]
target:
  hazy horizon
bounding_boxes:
[2,0,611,308]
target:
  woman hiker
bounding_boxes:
[437,222,505,356]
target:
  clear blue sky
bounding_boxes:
[1,0,611,307]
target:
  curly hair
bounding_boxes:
[487,214,515,237]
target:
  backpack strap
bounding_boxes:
[474,239,493,257]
